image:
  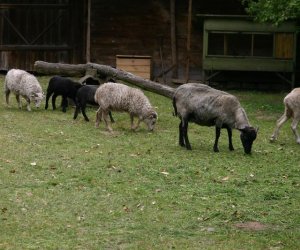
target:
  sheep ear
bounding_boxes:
[150,113,157,119]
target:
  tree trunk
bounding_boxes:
[34,61,175,98]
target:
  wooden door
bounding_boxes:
[275,33,294,59]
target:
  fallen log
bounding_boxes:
[34,61,175,98]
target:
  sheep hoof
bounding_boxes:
[213,148,219,153]
[269,137,276,143]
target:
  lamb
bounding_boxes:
[173,83,257,154]
[270,88,300,144]
[73,85,114,122]
[45,76,82,112]
[94,82,158,132]
[4,69,44,111]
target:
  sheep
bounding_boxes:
[270,88,300,144]
[73,85,114,122]
[94,82,157,132]
[4,69,44,111]
[172,83,257,154]
[45,76,82,112]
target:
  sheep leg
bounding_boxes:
[16,94,21,109]
[61,96,68,112]
[95,107,102,128]
[103,111,113,132]
[81,103,90,122]
[270,112,289,142]
[73,104,81,120]
[182,120,191,150]
[109,111,115,123]
[45,91,52,110]
[130,114,140,130]
[24,96,31,111]
[213,127,221,152]
[5,89,10,105]
[134,119,141,130]
[291,117,300,144]
[51,94,58,110]
[226,127,234,151]
[179,121,185,147]
[130,114,134,129]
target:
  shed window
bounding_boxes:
[226,33,252,56]
[207,32,275,58]
[253,34,273,57]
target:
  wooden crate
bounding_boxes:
[116,55,152,79]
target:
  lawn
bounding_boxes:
[0,75,299,249]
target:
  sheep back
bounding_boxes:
[95,82,154,117]
[284,88,300,112]
[173,83,247,129]
[5,69,44,107]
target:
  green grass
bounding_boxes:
[0,75,299,249]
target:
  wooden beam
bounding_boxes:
[185,0,192,82]
[34,61,176,99]
[86,0,91,62]
[170,0,177,78]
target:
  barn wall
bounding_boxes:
[0,0,85,71]
[90,0,245,80]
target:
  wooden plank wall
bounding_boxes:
[90,0,245,80]
[0,0,85,71]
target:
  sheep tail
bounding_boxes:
[172,96,177,117]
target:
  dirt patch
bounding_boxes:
[234,221,269,231]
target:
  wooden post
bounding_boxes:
[185,0,192,82]
[86,0,91,62]
[170,0,177,78]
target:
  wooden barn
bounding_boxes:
[0,0,299,86]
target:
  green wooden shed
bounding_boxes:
[199,15,298,88]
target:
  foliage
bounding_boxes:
[0,75,300,249]
[242,0,300,24]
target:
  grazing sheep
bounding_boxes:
[173,83,257,154]
[45,76,82,112]
[270,88,300,144]
[73,85,114,122]
[94,82,157,132]
[4,69,44,111]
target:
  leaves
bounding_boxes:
[242,0,300,24]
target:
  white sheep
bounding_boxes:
[173,83,257,154]
[94,82,157,132]
[270,88,300,144]
[4,69,44,111]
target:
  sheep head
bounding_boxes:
[143,111,158,131]
[239,127,258,154]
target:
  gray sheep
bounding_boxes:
[94,82,157,132]
[4,69,44,111]
[270,88,300,144]
[173,83,257,154]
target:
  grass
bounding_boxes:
[0,75,299,249]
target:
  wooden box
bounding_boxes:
[116,55,152,79]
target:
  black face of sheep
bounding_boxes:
[239,127,258,154]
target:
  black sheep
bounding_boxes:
[73,85,114,122]
[45,76,82,112]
